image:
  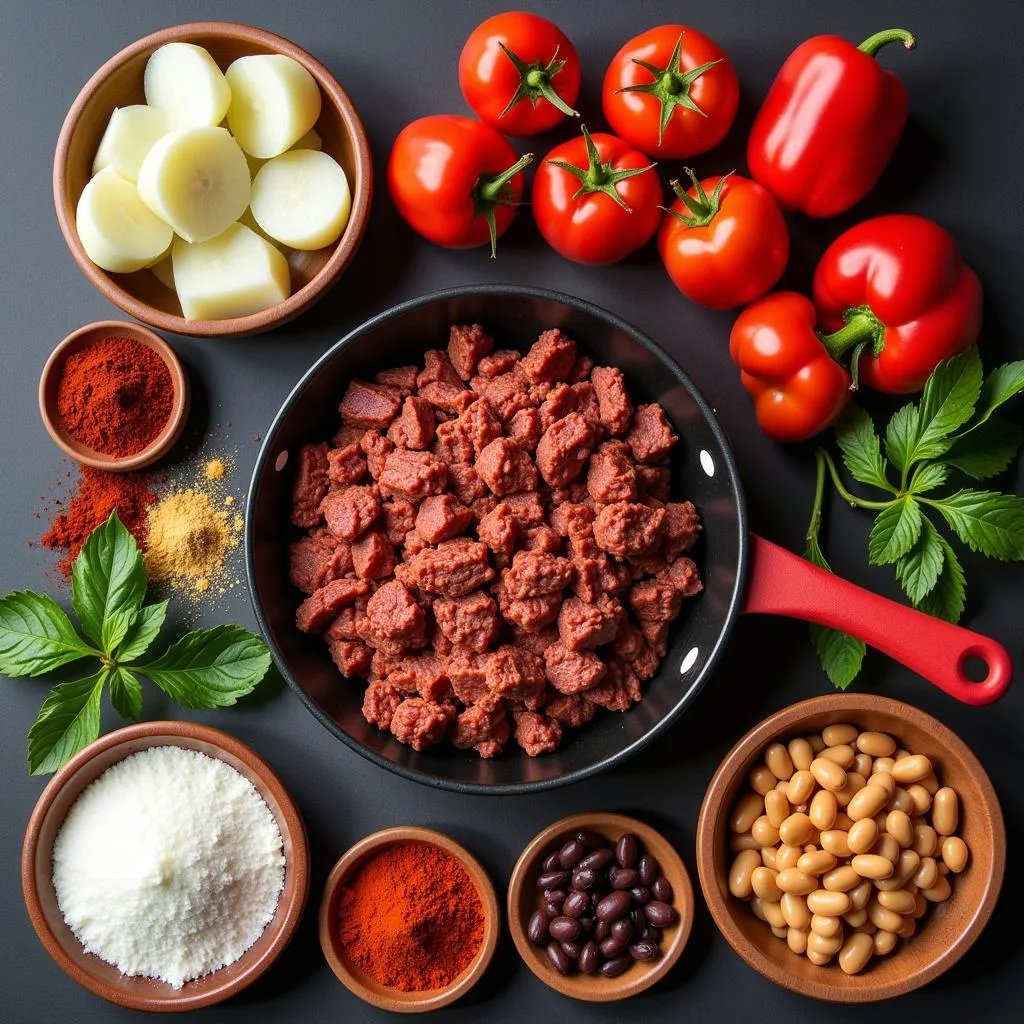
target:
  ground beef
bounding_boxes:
[415,494,473,544]
[391,396,436,450]
[626,403,678,463]
[395,538,494,596]
[434,590,499,653]
[418,349,462,389]
[507,407,542,451]
[291,443,330,527]
[361,430,394,480]
[379,449,448,501]
[327,443,367,488]
[330,639,374,679]
[362,679,404,729]
[593,502,666,557]
[513,711,563,756]
[340,380,402,428]
[448,323,494,382]
[502,550,573,600]
[321,485,380,542]
[352,530,395,579]
[591,366,633,436]
[544,692,599,728]
[389,698,456,751]
[475,437,538,496]
[536,412,594,486]
[452,695,509,758]
[477,502,519,563]
[520,329,577,383]
[486,645,546,708]
[544,640,607,694]
[587,441,637,504]
[367,579,427,646]
[375,365,418,394]
[288,535,350,594]
[477,349,520,378]
[296,578,371,633]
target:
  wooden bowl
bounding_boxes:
[53,21,372,337]
[39,320,189,471]
[696,694,1005,1002]
[22,721,310,1012]
[318,826,499,1013]
[507,812,694,1001]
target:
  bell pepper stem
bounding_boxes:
[858,28,916,57]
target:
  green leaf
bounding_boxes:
[109,667,142,720]
[0,591,97,677]
[930,489,1024,561]
[868,497,922,565]
[137,625,271,709]
[894,516,944,604]
[834,404,893,492]
[72,512,147,654]
[810,624,866,691]
[27,670,106,775]
[116,602,168,663]
[916,535,966,623]
[914,348,983,456]
[884,403,919,475]
[944,418,1023,480]
[908,461,950,494]
[962,360,1024,430]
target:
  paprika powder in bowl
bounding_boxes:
[318,826,499,1012]
[39,320,188,471]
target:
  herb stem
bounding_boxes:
[807,450,829,549]
[822,450,895,510]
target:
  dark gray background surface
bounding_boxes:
[1,0,1021,1020]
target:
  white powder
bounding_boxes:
[52,745,286,989]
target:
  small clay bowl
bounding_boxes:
[39,320,189,471]
[696,694,1005,1002]
[507,812,694,1001]
[318,826,499,1013]
[54,21,372,337]
[22,721,310,1012]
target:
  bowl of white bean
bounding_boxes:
[696,694,1004,1002]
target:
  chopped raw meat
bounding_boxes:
[520,328,577,383]
[475,437,538,496]
[296,578,371,633]
[389,698,456,751]
[395,539,494,596]
[536,412,594,486]
[591,366,633,436]
[415,493,473,544]
[626,403,678,463]
[448,323,494,381]
[321,485,380,541]
[434,590,499,653]
[327,443,367,488]
[340,380,402,428]
[291,443,330,527]
[351,530,396,579]
[513,711,563,756]
[544,640,606,694]
[379,449,448,501]
[593,501,666,556]
[367,579,427,645]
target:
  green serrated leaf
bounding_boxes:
[72,512,147,654]
[962,360,1024,431]
[944,418,1023,480]
[929,489,1024,561]
[810,624,866,690]
[834,404,893,492]
[916,535,966,623]
[894,516,945,603]
[117,602,168,663]
[909,462,951,494]
[884,403,919,475]
[868,497,923,565]
[0,591,97,678]
[137,624,271,709]
[915,348,983,452]
[27,670,106,775]
[109,667,142,720]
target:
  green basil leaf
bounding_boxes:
[908,462,950,495]
[915,536,966,623]
[109,667,142,720]
[868,497,922,565]
[0,591,97,677]
[884,403,919,475]
[810,624,866,691]
[27,670,106,775]
[72,512,147,654]
[930,489,1024,561]
[961,360,1024,431]
[944,418,1023,480]
[894,517,944,604]
[137,625,271,709]
[117,601,168,663]
[915,348,983,455]
[834,404,893,492]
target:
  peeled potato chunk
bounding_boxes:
[92,105,171,181]
[250,150,350,250]
[77,167,173,273]
[225,54,321,159]
[144,43,231,128]
[150,254,175,290]
[137,127,251,243]
[290,127,322,151]
[172,222,291,320]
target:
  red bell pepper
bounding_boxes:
[813,214,983,393]
[729,292,852,442]
[747,28,915,217]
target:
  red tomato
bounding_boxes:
[602,25,739,159]
[532,128,662,265]
[387,115,532,256]
[459,12,580,136]
[658,171,789,309]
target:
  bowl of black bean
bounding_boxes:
[507,812,693,1000]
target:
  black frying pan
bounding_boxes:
[245,286,1011,794]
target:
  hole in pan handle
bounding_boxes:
[741,534,1013,706]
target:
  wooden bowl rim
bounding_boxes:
[52,20,372,338]
[317,826,500,1013]
[695,694,1006,1003]
[38,320,189,470]
[507,811,694,1002]
[21,720,310,1011]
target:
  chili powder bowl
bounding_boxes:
[318,826,499,1012]
[39,321,189,471]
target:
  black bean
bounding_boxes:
[630,906,646,932]
[528,909,551,945]
[563,891,590,919]
[630,940,660,961]
[615,833,640,869]
[638,853,660,887]
[546,941,573,975]
[542,852,561,873]
[599,955,632,978]
[611,917,633,945]
[594,919,611,941]
[630,885,652,905]
[560,940,582,960]
[644,901,676,927]
[558,839,585,869]
[578,940,600,974]
[578,915,595,935]
[646,926,661,944]
[543,889,567,905]
[572,867,597,891]
[576,830,606,849]
[596,891,632,921]
[544,901,563,918]
[610,867,639,891]
[579,848,615,873]
[599,933,629,958]
[652,876,673,904]
[549,916,581,942]
[538,870,569,890]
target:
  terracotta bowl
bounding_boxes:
[507,812,694,1001]
[318,826,499,1013]
[53,21,372,337]
[696,694,1005,1002]
[22,721,310,1012]
[39,320,189,471]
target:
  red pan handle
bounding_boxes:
[742,534,1013,705]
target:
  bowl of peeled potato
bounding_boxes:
[54,21,372,337]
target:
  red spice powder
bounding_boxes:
[57,336,173,457]
[336,841,485,991]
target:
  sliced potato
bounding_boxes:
[150,253,175,290]
[144,43,231,128]
[290,127,322,151]
[92,105,171,181]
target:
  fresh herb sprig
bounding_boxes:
[0,512,271,774]
[805,348,1024,689]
